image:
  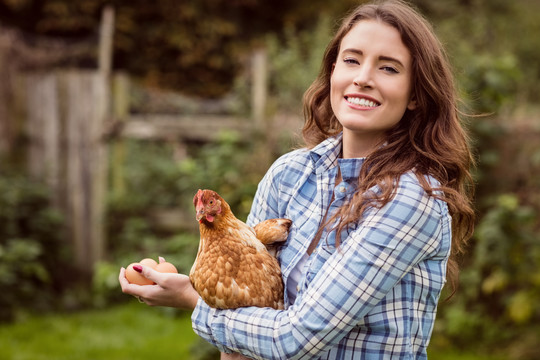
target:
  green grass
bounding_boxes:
[0,301,507,360]
[428,349,507,360]
[0,301,198,360]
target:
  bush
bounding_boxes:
[0,173,69,322]
[108,131,266,221]
[435,194,540,358]
[457,52,522,114]
[265,17,332,114]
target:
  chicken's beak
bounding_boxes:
[196,208,205,222]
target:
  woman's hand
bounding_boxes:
[118,257,199,309]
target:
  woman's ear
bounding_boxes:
[407,95,417,110]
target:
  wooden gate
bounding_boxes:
[25,71,109,274]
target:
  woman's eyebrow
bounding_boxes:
[342,48,363,56]
[378,55,404,68]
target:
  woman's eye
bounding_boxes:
[381,66,399,74]
[343,58,359,65]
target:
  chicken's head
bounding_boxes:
[193,189,223,223]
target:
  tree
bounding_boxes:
[0,0,359,97]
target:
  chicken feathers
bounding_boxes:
[189,189,290,310]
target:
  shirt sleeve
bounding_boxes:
[245,153,288,226]
[192,177,446,360]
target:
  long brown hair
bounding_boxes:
[302,0,475,293]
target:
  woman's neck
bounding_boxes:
[341,130,382,159]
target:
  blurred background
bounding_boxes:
[0,0,539,359]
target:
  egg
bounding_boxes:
[155,261,178,274]
[125,258,178,285]
[125,263,154,285]
[139,258,158,269]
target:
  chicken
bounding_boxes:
[189,189,291,310]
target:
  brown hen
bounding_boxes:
[189,189,290,310]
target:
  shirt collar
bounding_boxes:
[309,133,366,182]
[309,133,342,173]
[338,157,366,183]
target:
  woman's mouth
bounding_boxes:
[345,96,380,108]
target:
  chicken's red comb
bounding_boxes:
[193,189,204,207]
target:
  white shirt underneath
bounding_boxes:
[286,253,309,304]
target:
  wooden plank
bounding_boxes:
[148,207,197,232]
[111,73,129,197]
[0,47,9,155]
[64,71,90,272]
[120,114,254,141]
[98,5,115,75]
[251,48,267,129]
[24,73,61,203]
[63,70,108,274]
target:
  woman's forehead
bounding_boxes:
[339,20,411,67]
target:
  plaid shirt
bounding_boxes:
[192,134,451,359]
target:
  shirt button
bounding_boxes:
[296,285,300,292]
[339,186,346,193]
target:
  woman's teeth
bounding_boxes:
[347,97,379,107]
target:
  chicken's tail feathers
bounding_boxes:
[254,218,292,246]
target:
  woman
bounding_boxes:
[119,0,475,358]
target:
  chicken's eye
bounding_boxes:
[209,200,214,205]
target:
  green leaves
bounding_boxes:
[507,290,535,324]
[459,53,522,114]
[0,173,67,322]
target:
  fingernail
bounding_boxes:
[133,265,142,273]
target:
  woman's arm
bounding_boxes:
[192,178,447,360]
[245,151,291,227]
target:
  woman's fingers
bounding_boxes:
[118,267,127,285]
[118,267,134,291]
[118,267,147,300]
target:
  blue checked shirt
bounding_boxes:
[192,134,451,359]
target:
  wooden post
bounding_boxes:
[0,46,8,156]
[87,4,114,272]
[0,43,16,158]
[61,71,110,274]
[111,72,129,198]
[98,5,115,75]
[251,48,267,130]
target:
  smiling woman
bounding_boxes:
[330,20,417,158]
[119,1,476,359]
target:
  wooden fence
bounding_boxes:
[0,4,292,275]
[24,71,110,274]
[19,66,270,275]
[10,52,274,278]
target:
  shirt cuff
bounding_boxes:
[191,298,232,354]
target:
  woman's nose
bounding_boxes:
[353,65,374,89]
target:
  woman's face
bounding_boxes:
[330,20,416,156]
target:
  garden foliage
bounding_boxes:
[0,173,70,322]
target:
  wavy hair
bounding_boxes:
[303,0,475,293]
